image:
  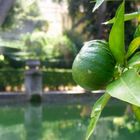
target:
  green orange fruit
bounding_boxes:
[72,40,116,90]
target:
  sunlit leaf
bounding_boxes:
[126,37,140,59]
[92,0,105,12]
[85,93,110,140]
[0,55,4,61]
[103,12,140,25]
[132,105,140,122]
[107,69,140,107]
[109,1,125,65]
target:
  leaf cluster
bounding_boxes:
[85,1,140,139]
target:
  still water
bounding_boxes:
[0,103,139,140]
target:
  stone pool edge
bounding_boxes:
[0,91,104,104]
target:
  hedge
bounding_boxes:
[0,69,24,91]
[0,68,76,91]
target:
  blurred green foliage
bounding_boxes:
[65,0,138,42]
[42,69,76,90]
[0,68,76,91]
[64,30,83,51]
[22,32,78,63]
[2,0,137,68]
[1,0,41,30]
[0,68,24,91]
[0,32,78,68]
[0,0,139,91]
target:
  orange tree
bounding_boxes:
[72,0,140,139]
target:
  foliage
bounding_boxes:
[51,35,77,60]
[1,0,41,30]
[22,32,78,63]
[0,0,50,68]
[0,32,78,68]
[109,1,125,65]
[103,11,140,25]
[0,39,27,68]
[64,30,83,51]
[92,0,139,13]
[86,93,110,140]
[0,68,76,91]
[65,0,137,41]
[0,68,24,91]
[71,1,140,140]
[43,69,76,89]
[1,0,137,69]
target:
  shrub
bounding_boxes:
[0,68,76,91]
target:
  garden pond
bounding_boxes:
[0,101,140,140]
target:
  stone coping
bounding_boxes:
[0,91,125,106]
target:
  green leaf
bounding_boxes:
[126,37,140,59]
[134,24,140,38]
[109,1,125,65]
[92,0,105,12]
[132,105,140,122]
[85,93,110,140]
[128,52,140,68]
[107,69,140,107]
[103,12,140,25]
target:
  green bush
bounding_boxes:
[0,68,76,91]
[22,32,77,60]
[0,68,24,91]
[42,69,76,89]
[43,59,74,69]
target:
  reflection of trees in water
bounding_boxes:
[42,119,88,140]
[0,104,140,140]
[24,104,88,140]
[91,117,140,140]
[0,125,25,140]
[24,104,91,140]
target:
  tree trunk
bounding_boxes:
[0,0,15,26]
[95,2,107,39]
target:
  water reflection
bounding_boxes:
[24,104,42,140]
[0,104,139,140]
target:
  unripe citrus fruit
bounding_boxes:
[72,40,116,90]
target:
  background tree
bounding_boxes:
[0,0,15,26]
[67,0,138,41]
